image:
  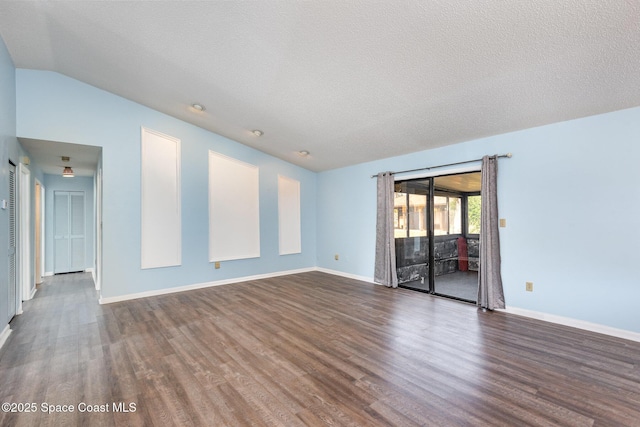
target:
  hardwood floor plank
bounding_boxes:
[367,400,423,427]
[1,271,639,426]
[140,365,198,426]
[216,382,271,427]
[159,354,229,427]
[165,332,227,390]
[219,361,305,427]
[101,341,140,402]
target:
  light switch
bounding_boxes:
[1,200,7,210]
[499,218,506,227]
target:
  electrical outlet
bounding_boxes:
[499,218,507,227]
[214,261,221,269]
[526,281,533,292]
[334,254,339,261]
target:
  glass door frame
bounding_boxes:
[394,171,481,303]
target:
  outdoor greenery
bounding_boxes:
[468,195,481,234]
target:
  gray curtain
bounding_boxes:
[374,172,398,288]
[477,155,505,309]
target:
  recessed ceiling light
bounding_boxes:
[252,130,263,137]
[298,150,310,157]
[191,103,205,112]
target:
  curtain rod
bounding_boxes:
[370,153,512,178]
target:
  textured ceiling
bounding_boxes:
[19,138,100,177]
[1,1,639,172]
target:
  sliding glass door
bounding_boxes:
[394,180,430,291]
[394,172,481,303]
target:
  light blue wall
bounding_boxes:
[0,35,16,324]
[317,106,640,333]
[42,174,95,274]
[16,70,317,299]
[0,38,44,324]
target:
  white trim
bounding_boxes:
[315,267,376,284]
[99,267,317,304]
[500,306,640,343]
[95,165,103,293]
[0,324,12,350]
[40,182,45,282]
[34,179,44,285]
[44,271,54,277]
[29,287,37,300]
[315,270,640,342]
[85,268,96,286]
[18,163,32,307]
[94,264,640,343]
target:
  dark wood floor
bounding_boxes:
[1,272,639,426]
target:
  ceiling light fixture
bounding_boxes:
[62,166,74,178]
[61,156,74,177]
[191,103,205,112]
[252,130,263,137]
[297,150,310,157]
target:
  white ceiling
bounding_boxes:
[1,1,639,172]
[19,138,100,177]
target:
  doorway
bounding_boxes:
[394,171,481,303]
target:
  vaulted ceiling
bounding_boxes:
[1,1,639,172]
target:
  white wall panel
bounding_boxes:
[209,151,260,262]
[278,175,301,255]
[141,127,181,269]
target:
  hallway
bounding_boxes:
[0,273,137,425]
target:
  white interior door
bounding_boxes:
[54,191,85,274]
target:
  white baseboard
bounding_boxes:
[99,267,317,304]
[29,286,37,299]
[95,265,640,343]
[0,324,12,350]
[88,268,98,289]
[500,306,640,343]
[316,267,376,284]
[315,270,640,342]
[44,271,53,277]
